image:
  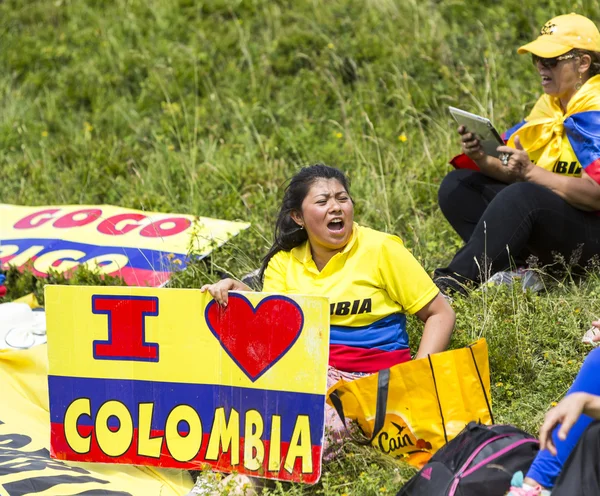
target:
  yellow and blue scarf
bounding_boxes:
[504,75,600,181]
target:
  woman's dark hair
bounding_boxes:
[258,163,351,280]
[574,49,600,77]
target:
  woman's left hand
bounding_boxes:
[496,136,535,182]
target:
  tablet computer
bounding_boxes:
[449,106,505,158]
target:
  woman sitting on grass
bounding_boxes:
[434,13,600,295]
[202,163,455,458]
[507,320,600,495]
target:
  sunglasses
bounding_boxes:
[531,52,577,69]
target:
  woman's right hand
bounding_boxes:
[539,392,594,455]
[458,125,486,161]
[200,278,251,307]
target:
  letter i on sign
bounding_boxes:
[92,295,160,362]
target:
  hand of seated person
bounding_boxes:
[539,392,600,455]
[458,125,486,161]
[496,136,536,182]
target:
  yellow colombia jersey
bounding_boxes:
[527,134,581,177]
[263,224,439,373]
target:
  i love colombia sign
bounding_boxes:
[45,286,330,484]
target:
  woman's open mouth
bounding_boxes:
[541,75,552,86]
[327,218,344,232]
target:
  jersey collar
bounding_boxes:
[291,222,359,267]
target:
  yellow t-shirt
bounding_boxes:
[263,224,439,372]
[527,133,582,177]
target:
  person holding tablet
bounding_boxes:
[434,13,600,295]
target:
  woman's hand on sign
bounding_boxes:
[200,278,251,307]
[458,125,486,161]
[496,136,535,182]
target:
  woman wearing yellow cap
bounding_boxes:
[434,13,600,296]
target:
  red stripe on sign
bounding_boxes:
[50,423,322,484]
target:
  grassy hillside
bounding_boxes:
[2,0,600,493]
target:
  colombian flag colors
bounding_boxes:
[45,286,330,483]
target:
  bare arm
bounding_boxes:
[526,167,600,211]
[413,293,455,360]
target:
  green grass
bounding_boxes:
[2,0,600,493]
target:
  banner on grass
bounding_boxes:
[45,286,330,484]
[0,345,192,496]
[0,204,250,287]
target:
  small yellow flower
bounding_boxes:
[161,101,182,116]
[41,130,48,137]
[496,382,503,387]
[575,308,581,313]
[327,42,335,49]
[167,144,175,151]
[398,134,407,142]
[341,493,349,496]
[83,122,93,133]
[551,401,558,407]
[567,360,573,364]
[379,488,388,493]
[166,253,175,260]
[173,259,182,265]
[335,132,343,139]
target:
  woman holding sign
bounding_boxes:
[201,163,455,458]
[434,13,600,295]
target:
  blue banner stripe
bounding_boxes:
[48,376,325,442]
[502,120,526,141]
[0,238,187,271]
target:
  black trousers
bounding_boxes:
[553,420,600,495]
[434,169,600,286]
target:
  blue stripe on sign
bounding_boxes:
[0,238,187,271]
[48,376,325,443]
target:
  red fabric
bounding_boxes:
[329,344,411,373]
[586,157,600,185]
[450,153,480,171]
[0,286,6,298]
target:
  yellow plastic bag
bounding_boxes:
[327,338,493,467]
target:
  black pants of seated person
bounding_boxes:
[553,420,600,496]
[433,169,600,291]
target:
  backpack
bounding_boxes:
[396,422,539,496]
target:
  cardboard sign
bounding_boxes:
[45,286,330,484]
[0,204,250,287]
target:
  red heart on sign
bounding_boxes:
[205,294,305,381]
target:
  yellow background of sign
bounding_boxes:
[45,285,330,394]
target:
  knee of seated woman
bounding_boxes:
[438,169,485,207]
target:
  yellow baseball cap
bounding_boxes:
[518,13,600,57]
